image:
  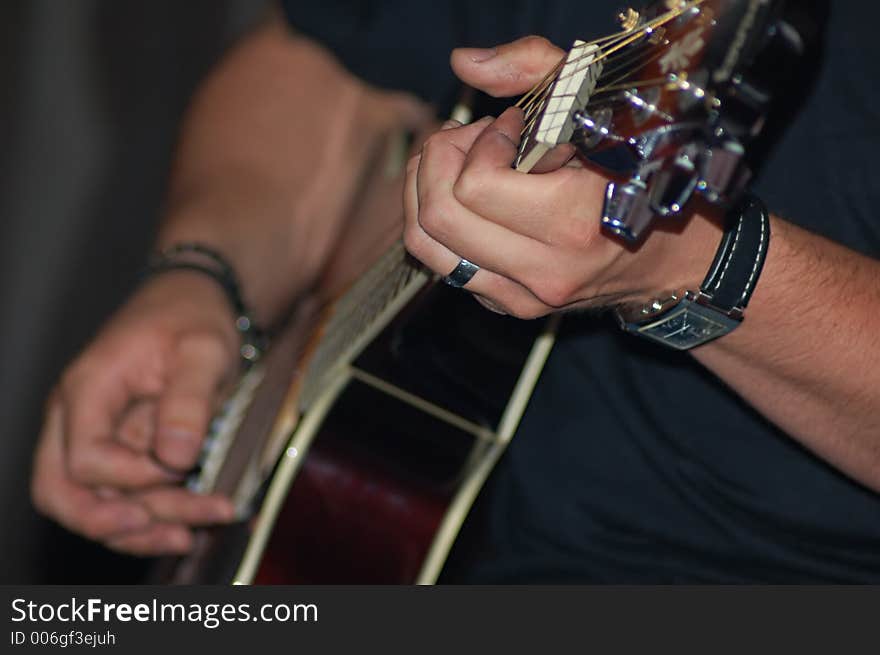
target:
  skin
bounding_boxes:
[31,14,431,556]
[31,20,880,558]
[409,37,880,492]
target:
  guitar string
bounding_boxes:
[512,28,632,110]
[516,0,703,151]
[517,0,702,115]
[295,5,708,409]
[520,41,659,136]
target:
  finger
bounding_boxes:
[451,36,566,97]
[32,400,154,540]
[136,487,236,526]
[473,294,509,315]
[63,385,182,488]
[117,398,157,454]
[155,336,231,471]
[403,153,549,318]
[455,110,606,244]
[416,114,564,298]
[105,523,194,557]
[429,115,493,153]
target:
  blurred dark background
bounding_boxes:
[0,0,269,583]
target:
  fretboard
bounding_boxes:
[297,240,430,411]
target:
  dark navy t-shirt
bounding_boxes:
[281,0,880,582]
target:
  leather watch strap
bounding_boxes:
[700,193,770,313]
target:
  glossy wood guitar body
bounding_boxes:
[155,265,556,585]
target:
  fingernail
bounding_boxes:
[464,47,497,63]
[440,119,462,130]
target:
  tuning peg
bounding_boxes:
[602,178,654,241]
[698,140,744,203]
[617,8,640,31]
[648,145,700,217]
[571,107,613,150]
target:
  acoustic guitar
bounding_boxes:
[155,0,807,584]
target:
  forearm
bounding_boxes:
[693,216,880,491]
[158,14,416,326]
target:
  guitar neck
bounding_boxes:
[298,240,430,411]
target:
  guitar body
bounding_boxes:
[153,0,809,585]
[155,269,555,585]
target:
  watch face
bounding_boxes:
[632,301,740,350]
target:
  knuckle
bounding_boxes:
[67,449,95,484]
[515,36,558,70]
[418,202,452,241]
[520,35,553,53]
[402,224,425,258]
[519,263,574,308]
[453,168,489,207]
[422,132,444,154]
[485,277,549,320]
[533,275,576,308]
[557,217,595,251]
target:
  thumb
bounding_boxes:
[155,335,233,471]
[451,36,565,98]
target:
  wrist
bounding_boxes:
[616,194,771,351]
[135,270,241,355]
[608,203,725,307]
[143,243,268,365]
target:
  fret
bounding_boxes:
[516,40,604,172]
[297,240,430,411]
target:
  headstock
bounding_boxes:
[517,0,804,240]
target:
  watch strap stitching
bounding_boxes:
[706,211,744,293]
[738,208,768,307]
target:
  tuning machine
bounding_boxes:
[571,107,613,149]
[648,143,701,217]
[601,142,702,242]
[602,178,653,241]
[617,7,640,31]
[697,140,746,203]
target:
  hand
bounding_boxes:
[31,272,240,555]
[403,37,722,318]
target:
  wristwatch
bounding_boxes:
[616,193,770,350]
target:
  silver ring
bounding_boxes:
[442,258,480,288]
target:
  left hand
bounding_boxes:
[403,36,721,318]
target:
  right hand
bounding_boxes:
[31,271,241,555]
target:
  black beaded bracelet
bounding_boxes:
[143,243,267,366]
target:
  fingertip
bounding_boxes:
[211,497,238,523]
[483,109,524,148]
[154,425,203,471]
[502,106,525,119]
